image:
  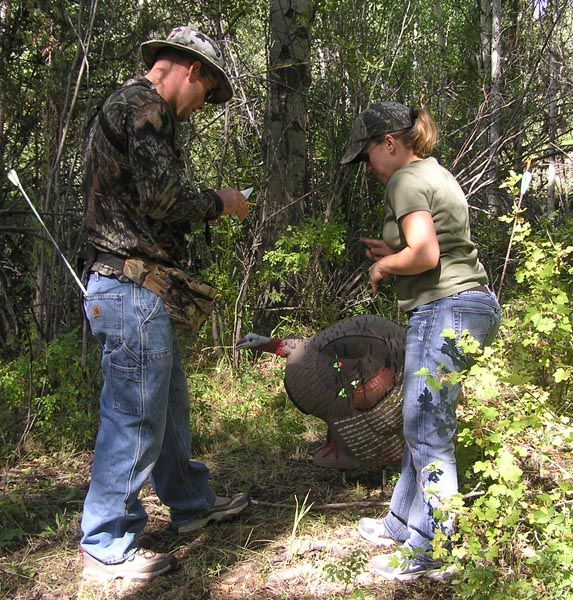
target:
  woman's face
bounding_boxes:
[362,137,398,185]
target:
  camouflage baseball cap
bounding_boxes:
[141,25,233,104]
[340,102,413,164]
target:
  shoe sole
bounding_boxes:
[372,565,455,582]
[426,567,457,581]
[177,498,249,533]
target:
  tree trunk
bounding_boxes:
[256,0,314,327]
[434,0,448,118]
[546,0,559,216]
[487,0,502,212]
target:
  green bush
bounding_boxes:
[0,329,100,459]
[262,217,347,279]
[426,215,573,599]
[187,356,322,455]
[499,214,573,410]
[440,343,573,600]
[260,217,348,317]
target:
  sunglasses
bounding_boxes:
[357,139,384,162]
[202,69,219,103]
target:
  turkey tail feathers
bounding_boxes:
[283,315,406,422]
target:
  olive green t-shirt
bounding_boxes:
[382,157,488,312]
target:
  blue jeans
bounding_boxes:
[383,288,501,559]
[80,273,215,564]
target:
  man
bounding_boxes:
[80,25,249,582]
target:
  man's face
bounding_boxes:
[177,62,218,120]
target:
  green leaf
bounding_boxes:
[497,449,522,483]
[554,368,571,383]
[480,406,499,420]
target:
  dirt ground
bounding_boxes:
[1,445,455,600]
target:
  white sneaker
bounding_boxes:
[357,517,397,547]
[372,551,456,582]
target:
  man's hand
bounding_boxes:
[359,237,396,261]
[217,188,249,221]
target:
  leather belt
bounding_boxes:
[94,251,126,272]
[466,285,489,293]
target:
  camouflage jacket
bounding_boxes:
[83,75,222,276]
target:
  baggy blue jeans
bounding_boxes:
[382,288,501,559]
[80,273,215,564]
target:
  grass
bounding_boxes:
[0,349,454,600]
[0,449,448,600]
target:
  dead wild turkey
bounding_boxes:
[236,314,406,470]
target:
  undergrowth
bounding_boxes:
[187,359,322,455]
[429,212,573,599]
[0,212,572,599]
[0,329,101,462]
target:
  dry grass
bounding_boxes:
[0,354,455,600]
[0,444,456,600]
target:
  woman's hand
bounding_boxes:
[360,212,439,295]
[359,237,396,261]
[359,237,396,294]
[368,259,391,294]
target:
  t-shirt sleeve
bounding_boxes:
[386,171,432,221]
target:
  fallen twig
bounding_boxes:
[143,493,486,513]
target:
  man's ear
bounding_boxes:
[188,60,202,82]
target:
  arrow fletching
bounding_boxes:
[519,170,532,200]
[7,169,20,187]
[241,187,254,200]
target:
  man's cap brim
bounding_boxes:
[140,40,234,104]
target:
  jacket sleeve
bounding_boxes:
[126,97,223,224]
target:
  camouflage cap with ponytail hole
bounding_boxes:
[340,102,413,164]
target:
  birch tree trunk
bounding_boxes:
[263,0,314,239]
[434,0,448,117]
[546,0,559,216]
[488,0,502,212]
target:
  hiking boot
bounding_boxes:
[177,492,250,533]
[371,551,456,582]
[82,548,176,582]
[357,517,397,547]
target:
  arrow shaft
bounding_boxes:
[11,175,88,296]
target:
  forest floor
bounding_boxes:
[1,443,455,600]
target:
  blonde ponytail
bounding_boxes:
[396,108,438,157]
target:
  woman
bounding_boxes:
[340,102,501,581]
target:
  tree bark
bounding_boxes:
[487,0,502,212]
[257,0,314,326]
[263,0,314,236]
[546,0,559,216]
